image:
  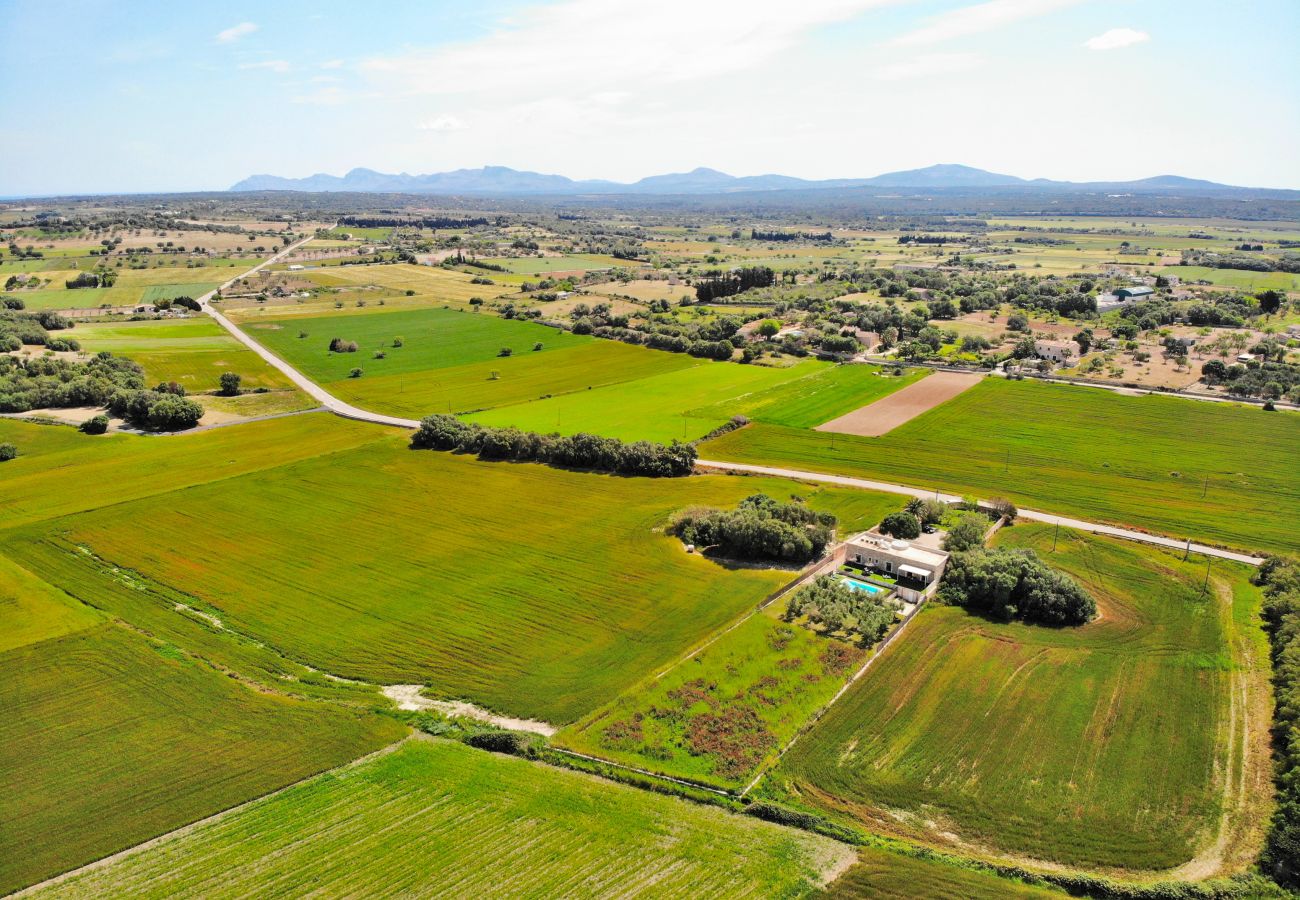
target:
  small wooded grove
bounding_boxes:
[784,574,895,645]
[938,547,1096,626]
[1256,556,1300,888]
[410,414,697,477]
[694,266,776,302]
[670,493,834,564]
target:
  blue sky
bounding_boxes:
[2,0,1297,196]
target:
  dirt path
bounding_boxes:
[816,370,982,436]
[380,685,557,737]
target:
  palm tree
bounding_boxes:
[904,498,925,518]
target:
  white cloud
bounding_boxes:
[360,0,901,98]
[1084,28,1150,51]
[216,22,258,43]
[417,115,468,132]
[877,52,983,81]
[890,0,1081,46]
[238,60,290,74]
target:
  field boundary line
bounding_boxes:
[549,748,735,799]
[9,737,415,898]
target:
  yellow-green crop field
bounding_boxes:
[25,739,851,899]
[765,525,1264,872]
[702,378,1300,555]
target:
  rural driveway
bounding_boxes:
[193,242,1264,568]
[695,460,1265,566]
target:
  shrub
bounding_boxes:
[498,346,513,357]
[392,337,404,347]
[939,547,1095,626]
[0,443,16,461]
[533,342,543,351]
[79,414,109,435]
[465,730,544,759]
[942,514,987,552]
[218,372,241,396]
[328,337,358,353]
[879,511,921,539]
[988,497,1018,519]
[349,367,363,378]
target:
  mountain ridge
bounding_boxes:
[230,163,1284,196]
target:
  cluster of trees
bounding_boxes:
[410,414,696,477]
[1255,557,1300,887]
[784,575,895,645]
[64,270,117,289]
[0,352,141,413]
[0,309,76,352]
[328,337,359,353]
[938,547,1096,626]
[107,387,203,431]
[1202,357,1300,403]
[670,493,835,564]
[694,266,775,302]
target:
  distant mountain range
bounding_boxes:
[229,163,1278,197]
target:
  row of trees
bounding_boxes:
[694,266,776,302]
[670,493,835,564]
[938,547,1096,626]
[1254,557,1300,887]
[784,575,895,645]
[410,414,696,477]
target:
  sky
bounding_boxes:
[2,0,1298,196]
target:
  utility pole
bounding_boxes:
[1183,538,1191,562]
[1202,554,1211,595]
[1201,475,1209,499]
[1052,519,1059,552]
[1004,448,1009,474]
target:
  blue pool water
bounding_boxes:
[840,576,883,594]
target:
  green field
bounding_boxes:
[479,253,635,274]
[5,426,892,725]
[140,281,222,302]
[1162,265,1300,292]
[686,364,925,429]
[766,525,1260,871]
[242,306,589,383]
[558,605,876,789]
[824,852,1064,899]
[468,358,832,443]
[28,738,851,899]
[73,317,297,392]
[0,616,403,894]
[702,378,1300,555]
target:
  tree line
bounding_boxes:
[410,414,697,477]
[337,215,492,229]
[1254,557,1300,888]
[694,266,776,302]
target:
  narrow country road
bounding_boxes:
[695,460,1264,565]
[193,242,1264,567]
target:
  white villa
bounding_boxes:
[843,532,950,603]
[1034,339,1076,365]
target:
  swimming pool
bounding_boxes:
[840,575,884,595]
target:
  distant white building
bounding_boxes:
[1034,339,1076,365]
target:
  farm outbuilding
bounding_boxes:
[1114,286,1154,300]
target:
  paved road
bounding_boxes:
[196,233,423,430]
[194,243,1264,567]
[695,460,1265,566]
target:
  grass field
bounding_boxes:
[824,851,1064,899]
[557,605,873,789]
[277,262,501,304]
[701,378,1300,555]
[766,525,1260,871]
[468,358,831,443]
[0,620,403,894]
[0,552,101,654]
[7,430,894,725]
[29,738,851,899]
[326,338,702,418]
[686,364,925,429]
[1161,265,1300,292]
[242,306,589,384]
[479,253,635,274]
[73,318,296,392]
